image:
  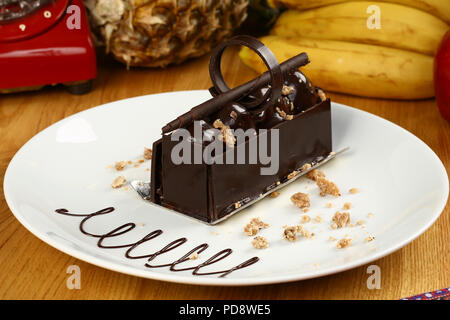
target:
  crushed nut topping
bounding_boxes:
[114,161,127,171]
[336,238,352,249]
[290,192,310,212]
[276,107,294,120]
[343,202,352,210]
[230,110,238,120]
[235,201,242,209]
[365,236,375,242]
[300,228,311,238]
[213,119,236,147]
[282,85,295,96]
[287,170,299,180]
[332,211,351,228]
[252,236,269,249]
[317,89,327,101]
[244,217,269,236]
[349,188,359,194]
[269,191,280,198]
[314,216,323,223]
[316,177,341,197]
[301,163,312,171]
[111,176,127,189]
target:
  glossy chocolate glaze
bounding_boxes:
[151,36,332,223]
[54,207,259,277]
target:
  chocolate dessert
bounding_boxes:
[150,35,332,224]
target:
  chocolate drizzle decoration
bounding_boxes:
[54,207,259,278]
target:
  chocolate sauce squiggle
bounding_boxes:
[55,207,259,278]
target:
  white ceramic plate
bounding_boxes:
[4,90,448,286]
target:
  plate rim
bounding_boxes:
[3,90,449,286]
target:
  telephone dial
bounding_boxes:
[0,0,97,94]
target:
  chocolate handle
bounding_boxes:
[209,35,283,111]
[162,39,310,134]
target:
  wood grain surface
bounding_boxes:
[0,49,448,300]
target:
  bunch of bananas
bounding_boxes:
[240,0,450,99]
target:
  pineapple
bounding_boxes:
[84,0,249,68]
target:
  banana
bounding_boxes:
[239,36,434,99]
[270,1,449,55]
[271,0,450,24]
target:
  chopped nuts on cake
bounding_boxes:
[316,177,341,197]
[213,119,236,147]
[269,191,280,198]
[111,176,127,189]
[252,236,269,249]
[276,107,294,120]
[282,85,294,95]
[301,163,312,171]
[290,192,310,212]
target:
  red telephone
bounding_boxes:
[0,0,97,94]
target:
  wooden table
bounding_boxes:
[0,50,448,300]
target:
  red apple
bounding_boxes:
[434,29,450,121]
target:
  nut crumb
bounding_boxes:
[349,188,359,194]
[115,161,127,171]
[332,211,351,228]
[276,107,294,120]
[111,176,126,189]
[336,238,352,249]
[235,202,241,209]
[138,158,145,163]
[314,216,323,223]
[287,170,299,180]
[251,236,269,249]
[316,177,341,197]
[144,148,152,160]
[244,217,269,236]
[301,163,312,171]
[357,220,365,225]
[318,89,327,101]
[325,202,333,208]
[190,252,199,260]
[283,226,301,241]
[134,163,140,168]
[300,215,311,223]
[329,236,336,241]
[269,191,280,198]
[367,213,373,218]
[230,110,238,119]
[290,192,310,211]
[300,228,311,238]
[307,169,325,181]
[276,181,281,186]
[127,160,133,164]
[282,85,294,95]
[365,236,375,242]
[213,119,236,147]
[343,202,352,210]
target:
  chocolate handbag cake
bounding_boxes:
[150,35,332,224]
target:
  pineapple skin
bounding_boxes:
[84,0,249,68]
